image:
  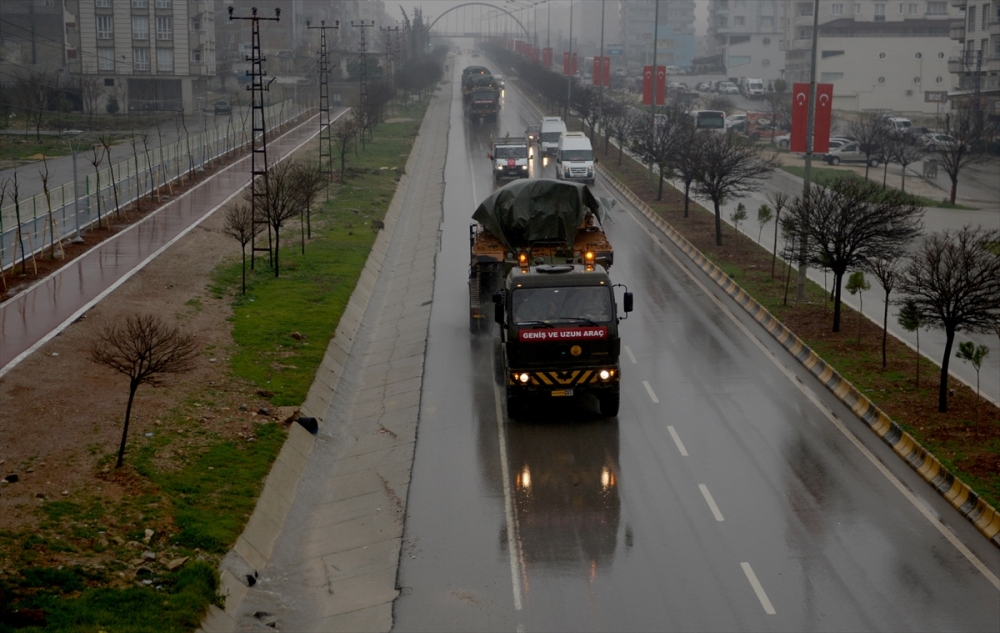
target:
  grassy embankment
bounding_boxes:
[0,99,429,632]
[779,164,973,210]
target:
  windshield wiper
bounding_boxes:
[552,317,602,325]
[515,320,555,327]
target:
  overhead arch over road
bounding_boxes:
[427,2,530,39]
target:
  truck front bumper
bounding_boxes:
[507,367,621,397]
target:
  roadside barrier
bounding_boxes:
[1,100,306,273]
[597,162,1000,547]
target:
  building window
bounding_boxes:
[831,3,843,15]
[104,78,115,86]
[132,0,148,8]
[799,2,813,16]
[936,76,943,83]
[156,48,173,72]
[132,16,149,40]
[191,17,201,31]
[155,0,172,8]
[982,3,988,30]
[926,2,946,15]
[96,0,111,7]
[908,3,918,15]
[133,47,150,71]
[728,55,751,67]
[913,76,922,83]
[761,16,774,28]
[98,47,115,71]
[822,50,845,58]
[763,37,771,45]
[855,3,863,15]
[875,4,886,21]
[879,51,887,59]
[97,15,113,39]
[735,16,745,26]
[968,6,976,31]
[718,16,728,27]
[821,72,844,81]
[762,58,770,67]
[878,76,886,84]
[155,16,173,40]
[938,51,945,58]
[914,52,922,59]
[899,3,904,14]
[798,27,812,39]
[192,49,202,62]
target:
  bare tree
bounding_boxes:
[899,226,1000,412]
[693,133,778,246]
[612,107,640,166]
[633,110,687,201]
[599,96,626,155]
[898,300,925,388]
[789,179,922,332]
[39,157,63,260]
[246,160,300,277]
[291,161,326,248]
[571,85,600,141]
[670,123,704,218]
[222,202,262,294]
[91,314,198,468]
[865,256,901,368]
[100,135,126,221]
[934,101,998,204]
[846,110,890,180]
[707,95,735,116]
[87,144,108,229]
[766,191,790,278]
[12,70,52,140]
[761,92,790,145]
[79,75,104,129]
[332,116,359,184]
[885,133,925,193]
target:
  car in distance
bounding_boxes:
[494,74,505,89]
[822,142,881,167]
[719,81,740,95]
[921,133,958,151]
[525,124,541,145]
[214,99,231,115]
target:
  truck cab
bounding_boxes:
[494,264,632,418]
[489,139,531,182]
[556,132,596,185]
[539,117,568,157]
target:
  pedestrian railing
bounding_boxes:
[1,99,306,276]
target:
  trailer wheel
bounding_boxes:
[598,390,620,417]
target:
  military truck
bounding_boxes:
[468,179,632,417]
[462,66,491,103]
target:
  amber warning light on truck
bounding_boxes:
[519,327,608,342]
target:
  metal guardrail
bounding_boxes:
[1,99,305,274]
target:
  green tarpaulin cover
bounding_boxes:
[472,179,606,250]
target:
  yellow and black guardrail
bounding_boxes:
[597,163,1000,547]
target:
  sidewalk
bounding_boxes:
[0,112,325,375]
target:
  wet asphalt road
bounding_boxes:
[391,58,999,631]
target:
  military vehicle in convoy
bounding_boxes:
[468,179,632,417]
[488,136,531,182]
[462,66,491,103]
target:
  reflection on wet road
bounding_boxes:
[392,55,998,632]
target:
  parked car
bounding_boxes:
[822,142,882,167]
[719,81,740,95]
[906,126,931,138]
[921,133,958,151]
[775,133,791,148]
[726,113,748,129]
[696,82,712,91]
[214,99,231,115]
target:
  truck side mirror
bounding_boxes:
[487,153,492,160]
[493,293,504,324]
[594,157,599,163]
[623,292,633,313]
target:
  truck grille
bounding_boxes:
[509,369,619,386]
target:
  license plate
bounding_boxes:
[551,389,574,397]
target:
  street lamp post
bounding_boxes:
[651,0,660,117]
[565,0,573,120]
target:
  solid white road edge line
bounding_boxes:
[642,380,659,403]
[493,381,525,612]
[623,206,1000,592]
[699,484,725,521]
[740,562,777,614]
[0,113,330,379]
[625,345,637,364]
[667,426,689,457]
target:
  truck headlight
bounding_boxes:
[564,167,571,176]
[521,164,528,170]
[599,370,611,380]
[497,165,503,171]
[518,372,530,383]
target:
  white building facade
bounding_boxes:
[708,0,785,83]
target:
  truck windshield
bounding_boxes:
[512,287,613,324]
[541,131,564,143]
[561,149,593,161]
[495,146,528,159]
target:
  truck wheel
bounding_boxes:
[598,391,620,417]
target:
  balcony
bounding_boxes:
[949,0,967,7]
[950,21,966,40]
[949,50,982,72]
[986,54,1000,73]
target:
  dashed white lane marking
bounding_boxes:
[493,328,525,612]
[699,484,725,521]
[624,345,637,364]
[667,426,689,456]
[740,562,776,614]
[624,208,1000,592]
[642,380,659,403]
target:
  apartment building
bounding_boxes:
[781,0,959,113]
[947,0,1000,105]
[0,0,70,80]
[619,0,696,69]
[707,0,784,82]
[70,0,215,113]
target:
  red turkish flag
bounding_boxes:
[602,57,611,86]
[642,65,653,105]
[656,66,667,105]
[593,57,602,86]
[563,52,570,76]
[791,83,835,154]
[543,47,553,67]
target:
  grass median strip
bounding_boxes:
[779,165,972,210]
[0,100,429,629]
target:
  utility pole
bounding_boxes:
[565,0,573,120]
[228,5,280,270]
[598,0,605,139]
[795,0,820,302]
[307,19,339,181]
[651,0,660,117]
[380,25,396,91]
[547,0,550,49]
[353,19,375,143]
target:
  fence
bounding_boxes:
[1,99,306,274]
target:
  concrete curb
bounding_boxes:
[597,162,1000,548]
[198,99,444,633]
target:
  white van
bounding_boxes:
[556,132,596,184]
[539,117,567,157]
